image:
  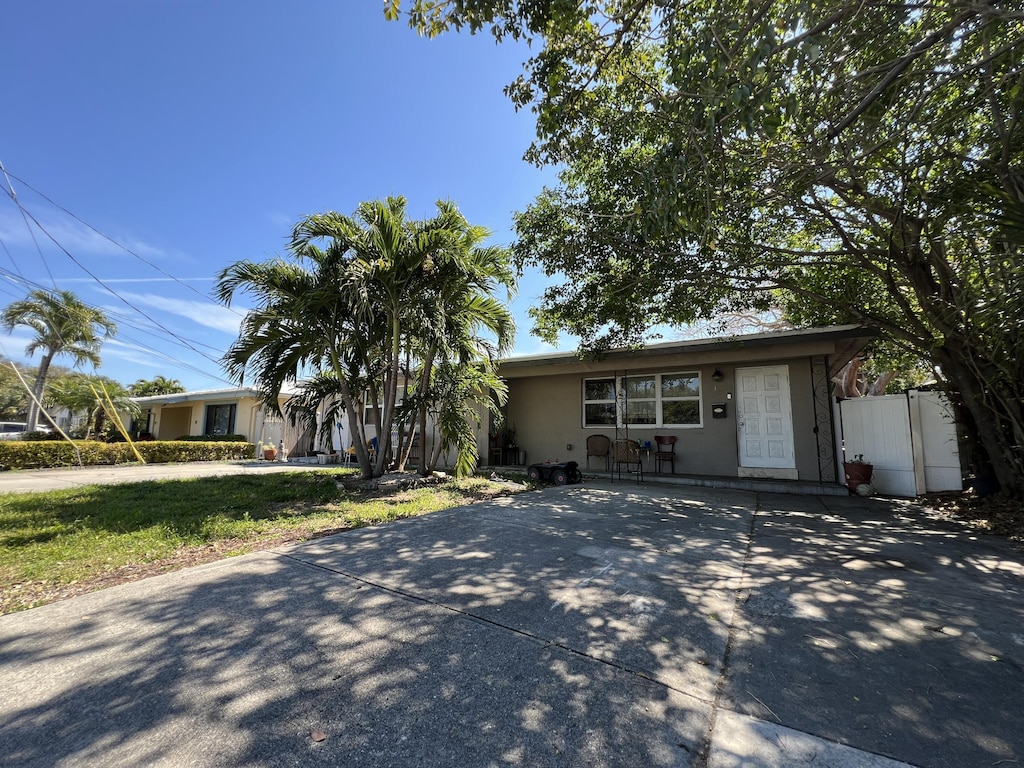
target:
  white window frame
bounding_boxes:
[582,377,618,427]
[583,372,703,428]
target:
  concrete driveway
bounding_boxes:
[0,481,1021,767]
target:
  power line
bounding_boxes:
[0,233,26,284]
[0,166,254,388]
[3,168,246,317]
[0,160,55,287]
[9,201,224,366]
[0,266,225,356]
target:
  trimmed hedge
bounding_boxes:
[176,434,249,442]
[0,440,257,470]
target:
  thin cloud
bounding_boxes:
[115,292,245,334]
[0,209,171,261]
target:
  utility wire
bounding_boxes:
[0,160,55,287]
[9,202,223,365]
[3,168,246,318]
[0,166,248,387]
[0,232,26,284]
[0,265,226,356]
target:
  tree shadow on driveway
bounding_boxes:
[0,483,1020,767]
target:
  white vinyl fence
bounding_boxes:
[837,390,963,497]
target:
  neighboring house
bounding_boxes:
[129,384,444,463]
[488,324,878,486]
[130,386,305,453]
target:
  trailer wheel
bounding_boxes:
[552,468,568,486]
[527,466,542,482]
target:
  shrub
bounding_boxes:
[21,430,61,441]
[177,434,249,442]
[0,440,256,470]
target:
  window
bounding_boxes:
[204,403,236,436]
[130,410,153,434]
[623,375,657,425]
[583,378,617,426]
[660,373,701,426]
[583,372,702,427]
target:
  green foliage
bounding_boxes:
[1,289,117,431]
[217,196,516,479]
[176,434,249,442]
[129,376,186,396]
[0,359,30,421]
[45,373,140,439]
[394,0,1024,497]
[20,430,61,441]
[0,440,255,470]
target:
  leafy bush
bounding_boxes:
[20,430,61,441]
[0,440,256,470]
[177,434,249,442]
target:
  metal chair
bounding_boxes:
[654,435,677,474]
[586,434,611,471]
[613,439,644,483]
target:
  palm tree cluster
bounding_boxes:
[129,376,186,397]
[215,196,516,479]
[1,289,117,431]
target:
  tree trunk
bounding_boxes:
[935,347,1024,498]
[26,351,54,430]
[416,348,437,477]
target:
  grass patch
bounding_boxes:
[0,470,531,614]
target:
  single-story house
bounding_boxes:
[130,386,300,451]
[487,324,877,485]
[129,384,442,463]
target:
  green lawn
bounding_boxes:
[0,469,530,614]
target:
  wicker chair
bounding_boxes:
[586,434,612,471]
[612,439,644,483]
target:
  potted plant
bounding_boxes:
[842,453,874,494]
[259,440,278,461]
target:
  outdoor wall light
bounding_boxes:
[711,369,724,382]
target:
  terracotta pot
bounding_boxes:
[263,449,278,461]
[843,461,873,492]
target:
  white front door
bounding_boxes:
[736,365,797,478]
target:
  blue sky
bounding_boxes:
[0,1,565,391]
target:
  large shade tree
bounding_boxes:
[1,289,117,430]
[393,0,1024,498]
[216,197,515,479]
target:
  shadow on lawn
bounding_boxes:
[0,484,1021,767]
[0,473,346,544]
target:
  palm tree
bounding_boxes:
[129,376,186,397]
[1,289,117,430]
[216,196,517,479]
[400,211,516,474]
[47,374,140,439]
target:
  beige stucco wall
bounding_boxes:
[500,355,824,480]
[154,406,193,440]
[149,397,267,442]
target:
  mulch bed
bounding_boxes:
[919,492,1024,547]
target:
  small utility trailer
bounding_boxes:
[526,460,583,486]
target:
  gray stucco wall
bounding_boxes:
[500,357,824,480]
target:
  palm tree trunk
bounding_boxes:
[417,346,436,476]
[26,351,55,430]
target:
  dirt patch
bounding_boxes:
[919,492,1024,547]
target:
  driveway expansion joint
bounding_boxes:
[272,549,702,698]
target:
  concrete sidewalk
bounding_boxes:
[0,459,333,494]
[1,482,1021,767]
